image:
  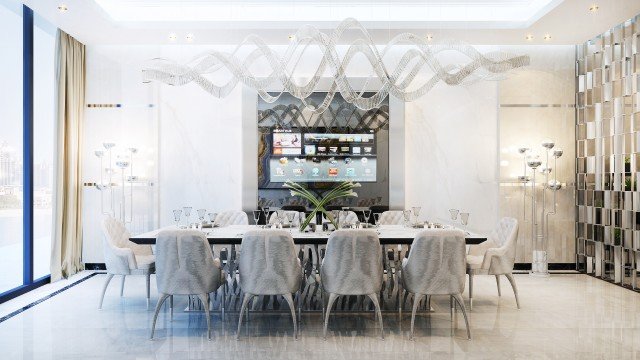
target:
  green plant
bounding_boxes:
[284,180,360,231]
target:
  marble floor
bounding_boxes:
[0,271,639,359]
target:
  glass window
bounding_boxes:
[33,14,56,280]
[0,1,23,293]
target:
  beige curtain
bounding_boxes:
[51,30,85,281]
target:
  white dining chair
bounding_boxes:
[378,210,404,225]
[323,210,359,228]
[466,217,520,310]
[150,230,225,340]
[236,230,302,340]
[99,215,155,309]
[214,210,249,226]
[320,229,384,339]
[401,229,471,340]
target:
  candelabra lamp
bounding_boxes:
[522,139,563,277]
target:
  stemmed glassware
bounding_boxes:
[286,212,296,228]
[208,212,218,227]
[362,209,372,227]
[403,210,411,228]
[331,210,341,229]
[460,212,470,234]
[276,209,285,228]
[449,209,459,221]
[373,213,381,228]
[252,210,261,226]
[183,207,192,227]
[197,209,207,224]
[412,206,421,226]
[172,209,182,228]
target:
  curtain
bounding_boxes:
[50,30,85,281]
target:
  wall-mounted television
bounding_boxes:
[268,128,377,183]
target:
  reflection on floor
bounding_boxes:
[0,271,639,359]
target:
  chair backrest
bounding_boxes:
[402,229,467,295]
[491,217,519,263]
[378,210,404,225]
[238,230,302,295]
[101,215,135,274]
[320,229,383,295]
[324,210,358,226]
[155,230,221,295]
[214,210,249,226]
[268,211,302,227]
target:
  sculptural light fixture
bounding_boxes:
[142,18,529,114]
[522,140,563,277]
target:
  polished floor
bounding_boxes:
[0,271,639,359]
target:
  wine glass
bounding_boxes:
[183,207,192,227]
[331,210,340,228]
[403,210,411,228]
[172,209,182,228]
[449,209,459,221]
[252,210,261,226]
[373,213,381,227]
[208,212,217,227]
[286,212,296,228]
[412,206,421,226]
[460,212,470,234]
[363,209,372,227]
[276,209,285,228]
[197,208,207,224]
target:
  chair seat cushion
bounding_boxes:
[466,255,484,269]
[135,254,156,270]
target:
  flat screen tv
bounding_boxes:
[268,128,377,183]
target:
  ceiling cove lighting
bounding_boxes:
[57,4,68,12]
[142,18,529,114]
[93,0,562,29]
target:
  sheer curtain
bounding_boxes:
[50,30,85,281]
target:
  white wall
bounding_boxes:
[82,44,538,263]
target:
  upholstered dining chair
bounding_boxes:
[236,230,302,340]
[150,230,225,340]
[323,210,359,228]
[99,215,155,309]
[320,229,384,339]
[466,217,520,310]
[214,210,249,226]
[378,210,404,225]
[268,210,302,227]
[401,229,471,340]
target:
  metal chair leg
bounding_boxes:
[468,271,474,310]
[495,275,502,297]
[146,274,151,309]
[505,273,521,309]
[367,293,384,340]
[323,293,338,340]
[236,293,253,340]
[453,294,472,340]
[409,293,424,340]
[283,293,298,340]
[98,274,114,309]
[169,295,173,321]
[150,294,170,340]
[197,293,212,340]
[120,275,126,297]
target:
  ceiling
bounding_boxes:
[19,0,640,45]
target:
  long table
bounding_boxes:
[130,225,486,313]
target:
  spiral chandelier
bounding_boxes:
[142,18,529,113]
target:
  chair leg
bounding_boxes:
[169,295,174,321]
[495,275,502,297]
[120,275,126,297]
[505,273,521,309]
[221,283,226,322]
[146,274,151,309]
[197,293,211,340]
[452,294,472,340]
[98,274,114,309]
[409,293,424,340]
[150,294,170,340]
[283,293,298,340]
[367,293,384,340]
[236,293,253,340]
[323,293,338,340]
[468,271,474,310]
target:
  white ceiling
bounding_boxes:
[19,0,640,45]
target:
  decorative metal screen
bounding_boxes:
[575,14,640,291]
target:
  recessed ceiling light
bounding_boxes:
[168,33,177,41]
[185,33,194,42]
[426,34,434,41]
[288,34,296,41]
[525,34,534,41]
[589,4,599,12]
[57,4,68,12]
[543,34,551,41]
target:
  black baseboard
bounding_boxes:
[84,263,106,271]
[514,263,576,271]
